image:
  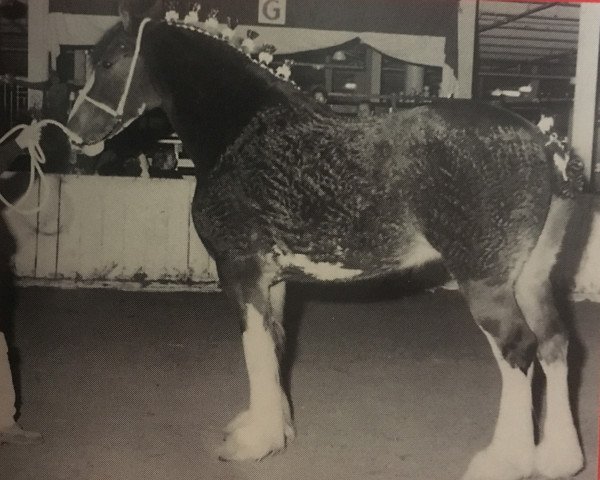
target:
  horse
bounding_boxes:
[65,6,585,480]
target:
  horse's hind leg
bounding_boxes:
[461,278,537,480]
[515,198,584,478]
[217,259,294,461]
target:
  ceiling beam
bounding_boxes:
[479,3,561,33]
[479,13,579,27]
[479,13,578,23]
[477,71,572,80]
[527,48,577,64]
[480,34,578,44]
[480,43,573,52]
[486,25,578,35]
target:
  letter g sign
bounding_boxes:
[258,0,286,25]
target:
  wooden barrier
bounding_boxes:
[3,174,218,291]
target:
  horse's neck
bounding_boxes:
[143,24,301,182]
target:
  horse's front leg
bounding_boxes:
[218,265,294,461]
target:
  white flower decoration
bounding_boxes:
[165,10,179,22]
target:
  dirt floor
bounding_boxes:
[0,285,597,480]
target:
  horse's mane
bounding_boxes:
[161,20,331,114]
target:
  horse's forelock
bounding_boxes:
[120,0,165,18]
[91,22,129,65]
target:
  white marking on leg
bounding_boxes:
[243,303,283,419]
[535,356,584,478]
[463,331,535,480]
[218,303,286,460]
[487,332,534,452]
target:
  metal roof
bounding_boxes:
[478,1,579,66]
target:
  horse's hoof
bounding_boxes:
[0,423,43,445]
[224,405,295,441]
[284,421,296,443]
[218,410,294,461]
[224,410,252,434]
[218,422,285,461]
[534,438,584,479]
[462,446,534,480]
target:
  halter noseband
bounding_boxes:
[71,17,152,131]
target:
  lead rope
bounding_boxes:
[0,119,83,215]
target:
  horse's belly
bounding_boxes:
[275,251,364,281]
[273,233,442,283]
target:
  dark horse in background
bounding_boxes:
[66,3,584,479]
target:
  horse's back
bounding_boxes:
[408,99,541,131]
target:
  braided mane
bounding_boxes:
[168,21,297,87]
[161,19,329,114]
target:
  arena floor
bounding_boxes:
[0,285,597,480]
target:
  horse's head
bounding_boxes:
[67,1,164,151]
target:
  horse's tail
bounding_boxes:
[546,145,586,199]
[534,145,591,294]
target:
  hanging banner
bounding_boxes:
[258,0,287,25]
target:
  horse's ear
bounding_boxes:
[143,0,165,19]
[119,0,165,32]
[119,6,132,31]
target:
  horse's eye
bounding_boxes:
[102,60,113,69]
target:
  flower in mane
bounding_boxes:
[204,8,220,33]
[165,9,179,22]
[162,0,179,21]
[221,16,237,42]
[241,29,259,54]
[275,59,294,81]
[183,3,201,24]
[258,44,276,65]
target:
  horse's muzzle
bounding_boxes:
[70,139,106,157]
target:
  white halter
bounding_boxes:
[70,17,152,124]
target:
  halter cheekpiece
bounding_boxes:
[72,17,153,129]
